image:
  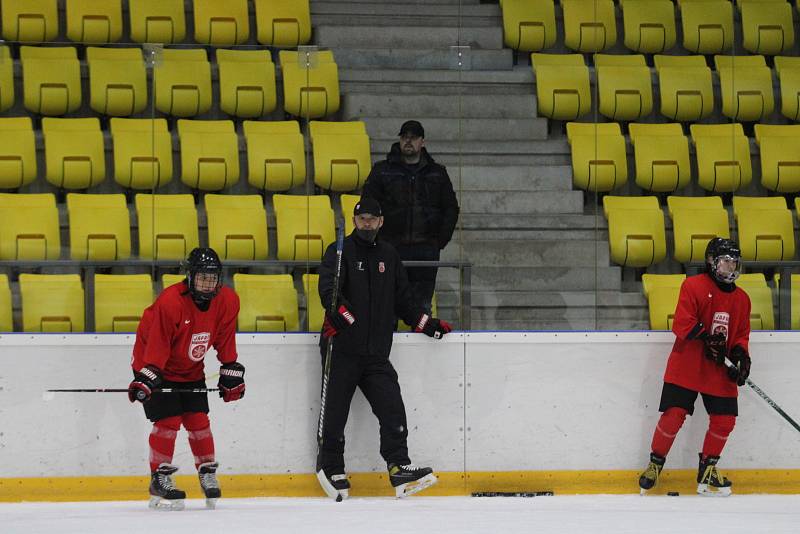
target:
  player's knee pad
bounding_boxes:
[154,415,182,432]
[708,414,736,437]
[181,411,210,431]
[658,407,689,436]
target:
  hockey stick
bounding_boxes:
[46,388,219,394]
[723,360,800,433]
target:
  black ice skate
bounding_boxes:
[638,453,666,495]
[198,461,221,509]
[149,463,186,511]
[388,463,437,498]
[316,468,351,501]
[697,454,732,497]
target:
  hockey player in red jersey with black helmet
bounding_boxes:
[129,247,245,510]
[639,237,751,497]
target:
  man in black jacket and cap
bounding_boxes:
[362,120,460,313]
[316,197,452,500]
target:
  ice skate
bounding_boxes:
[638,453,666,495]
[317,468,350,501]
[697,454,732,497]
[388,463,437,498]
[198,461,221,509]
[148,463,186,511]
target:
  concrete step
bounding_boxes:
[459,213,607,231]
[363,117,548,141]
[441,239,611,267]
[439,290,645,308]
[457,227,608,240]
[459,190,584,215]
[331,47,512,70]
[343,94,534,119]
[468,305,646,322]
[315,25,503,49]
[340,68,535,95]
[438,266,622,291]
[370,139,569,159]
[311,2,498,16]
[313,0,481,4]
[313,14,500,27]
[456,165,571,191]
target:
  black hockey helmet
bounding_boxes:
[705,237,741,284]
[184,247,223,304]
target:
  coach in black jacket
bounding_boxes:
[361,120,460,313]
[316,197,451,492]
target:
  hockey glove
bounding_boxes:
[415,314,452,339]
[704,332,727,365]
[322,301,356,339]
[218,361,246,402]
[727,345,751,386]
[128,365,162,403]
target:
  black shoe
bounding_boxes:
[638,453,666,494]
[697,454,732,497]
[388,463,437,498]
[198,462,222,502]
[149,463,186,510]
[317,468,350,501]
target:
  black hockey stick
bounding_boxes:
[46,388,219,394]
[724,360,800,433]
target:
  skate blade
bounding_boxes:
[395,473,438,498]
[316,469,349,501]
[148,496,185,511]
[639,488,648,496]
[205,498,218,509]
[697,484,732,497]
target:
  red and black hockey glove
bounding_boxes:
[415,314,452,339]
[218,361,246,402]
[727,345,751,386]
[322,300,356,339]
[128,365,162,403]
[703,332,727,365]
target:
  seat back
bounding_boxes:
[273,194,336,261]
[340,194,360,235]
[620,0,677,53]
[679,0,734,54]
[753,124,800,193]
[279,50,341,118]
[0,193,60,260]
[234,274,299,332]
[714,55,774,122]
[86,46,147,116]
[775,56,800,121]
[0,274,12,332]
[642,273,686,329]
[177,119,240,191]
[19,274,84,332]
[95,274,154,332]
[531,53,591,120]
[654,54,713,121]
[154,48,212,117]
[566,122,628,192]
[66,0,122,43]
[0,117,36,189]
[603,196,667,267]
[193,0,249,45]
[562,0,617,52]
[42,117,106,189]
[1,0,59,42]
[243,120,306,191]
[595,54,653,121]
[0,45,14,112]
[310,121,371,191]
[128,0,186,43]
[732,196,795,261]
[740,0,794,55]
[501,0,557,51]
[302,273,324,332]
[135,194,199,259]
[21,46,82,115]
[110,118,173,190]
[254,0,312,47]
[217,49,277,118]
[667,195,729,263]
[67,193,131,260]
[628,123,690,192]
[690,123,752,192]
[205,194,268,260]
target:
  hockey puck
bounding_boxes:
[667,492,680,496]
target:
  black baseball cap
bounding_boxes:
[354,197,382,216]
[398,120,424,138]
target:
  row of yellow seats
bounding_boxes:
[502,0,794,56]
[1,0,310,47]
[567,122,800,194]
[0,193,366,262]
[642,272,777,330]
[0,272,323,333]
[534,53,800,123]
[0,118,369,192]
[604,195,799,268]
[0,46,340,119]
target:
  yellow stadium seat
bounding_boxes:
[21,46,81,116]
[531,53,591,120]
[254,0,311,47]
[620,0,677,54]
[739,0,793,55]
[1,0,58,43]
[653,55,713,122]
[561,0,617,52]
[161,273,185,289]
[193,0,249,45]
[714,55,774,122]
[217,49,277,118]
[279,50,341,119]
[66,0,122,43]
[732,196,795,261]
[0,274,11,331]
[774,273,800,330]
[0,46,14,113]
[603,196,667,268]
[128,0,186,44]
[310,121,371,191]
[678,0,734,54]
[94,274,154,332]
[177,119,239,191]
[273,194,336,261]
[775,56,800,121]
[86,47,147,116]
[243,120,306,191]
[110,118,173,190]
[302,273,324,332]
[67,193,131,261]
[690,124,752,193]
[501,0,557,51]
[666,196,730,263]
[0,117,36,189]
[629,123,690,192]
[738,282,775,330]
[135,194,199,260]
[595,54,653,121]
[566,122,628,192]
[234,274,299,332]
[153,48,212,117]
[204,194,268,260]
[340,194,360,235]
[754,124,800,193]
[642,273,685,329]
[42,118,105,190]
[20,274,84,332]
[0,193,60,260]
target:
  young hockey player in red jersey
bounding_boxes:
[128,247,245,510]
[639,238,751,497]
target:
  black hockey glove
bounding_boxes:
[128,365,162,403]
[218,361,246,402]
[727,345,751,386]
[414,314,452,339]
[322,299,355,339]
[704,332,727,365]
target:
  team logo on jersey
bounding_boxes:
[189,332,211,361]
[378,261,385,273]
[356,261,365,271]
[711,312,730,340]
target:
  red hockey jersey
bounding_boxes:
[132,281,240,382]
[665,273,751,398]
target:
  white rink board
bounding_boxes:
[1,331,799,478]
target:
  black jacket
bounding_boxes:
[318,233,423,358]
[362,144,460,249]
